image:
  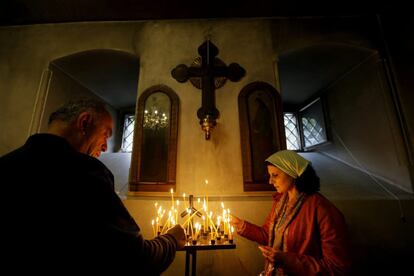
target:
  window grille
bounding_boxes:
[283,113,300,150]
[302,117,325,147]
[121,114,135,152]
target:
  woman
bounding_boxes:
[231,150,351,275]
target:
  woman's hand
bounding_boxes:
[258,245,283,266]
[229,214,246,233]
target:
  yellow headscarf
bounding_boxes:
[265,150,309,179]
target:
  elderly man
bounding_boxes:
[1,98,185,274]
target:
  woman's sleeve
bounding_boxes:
[280,202,352,275]
[238,200,277,245]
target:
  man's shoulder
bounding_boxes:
[77,153,112,175]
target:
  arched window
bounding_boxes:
[238,81,286,191]
[129,85,179,192]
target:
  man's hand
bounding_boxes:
[166,224,186,249]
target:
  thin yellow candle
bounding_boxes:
[151,219,155,237]
[161,212,174,235]
[170,188,174,210]
[207,211,218,234]
[205,179,209,211]
[229,225,234,240]
[189,220,194,239]
[222,209,227,234]
[183,193,186,208]
[182,209,199,227]
[227,208,231,235]
[194,222,200,241]
[202,215,206,232]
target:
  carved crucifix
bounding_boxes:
[171,40,246,140]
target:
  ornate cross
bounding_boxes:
[171,40,246,140]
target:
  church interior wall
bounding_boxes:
[380,15,414,188]
[0,22,138,153]
[319,55,412,192]
[0,16,413,275]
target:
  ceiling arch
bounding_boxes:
[51,49,139,109]
[278,43,378,106]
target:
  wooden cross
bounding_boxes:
[171,40,246,139]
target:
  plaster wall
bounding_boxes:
[132,19,277,196]
[0,22,138,154]
[1,17,413,276]
[320,55,412,192]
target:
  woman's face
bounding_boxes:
[267,165,295,194]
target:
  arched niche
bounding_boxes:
[37,49,139,152]
[129,85,179,192]
[238,81,286,191]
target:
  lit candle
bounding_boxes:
[207,211,218,236]
[168,210,172,228]
[227,208,231,235]
[170,188,174,209]
[202,215,206,233]
[194,222,201,241]
[152,219,155,237]
[205,180,209,211]
[182,209,199,227]
[223,209,227,234]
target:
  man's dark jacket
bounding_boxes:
[1,134,177,274]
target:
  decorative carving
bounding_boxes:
[171,40,245,140]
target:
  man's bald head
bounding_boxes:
[47,98,113,157]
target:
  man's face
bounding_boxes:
[84,112,113,158]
